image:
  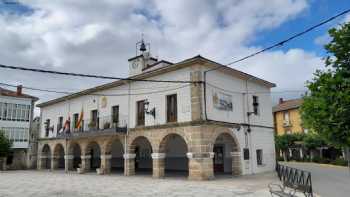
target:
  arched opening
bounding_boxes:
[213,133,239,175]
[41,144,51,169]
[131,136,152,175]
[160,134,188,177]
[86,142,101,171]
[53,144,65,169]
[71,143,82,169]
[110,140,124,173]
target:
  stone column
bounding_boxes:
[123,153,136,176]
[187,152,214,180]
[81,155,91,172]
[64,155,74,172]
[190,69,203,121]
[231,151,242,176]
[100,154,112,174]
[152,153,165,178]
[51,155,59,170]
[37,155,45,170]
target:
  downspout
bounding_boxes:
[125,81,131,161]
[245,77,254,174]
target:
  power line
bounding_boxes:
[206,8,350,73]
[0,64,201,84]
[0,82,190,97]
[0,81,306,97]
[206,83,307,95]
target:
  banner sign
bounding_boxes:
[212,91,233,111]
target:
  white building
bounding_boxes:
[0,85,38,169]
[37,41,276,180]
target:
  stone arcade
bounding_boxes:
[37,41,276,180]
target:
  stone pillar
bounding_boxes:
[81,155,91,172]
[51,155,59,170]
[123,153,136,176]
[231,152,242,176]
[152,153,165,178]
[190,70,203,121]
[64,155,74,172]
[187,152,214,180]
[100,154,112,174]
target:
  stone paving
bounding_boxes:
[0,170,277,197]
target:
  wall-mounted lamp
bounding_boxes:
[144,99,156,119]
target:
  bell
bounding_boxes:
[140,40,147,52]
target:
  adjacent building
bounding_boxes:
[273,98,306,135]
[37,41,276,180]
[0,85,38,169]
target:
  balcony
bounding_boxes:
[57,115,127,139]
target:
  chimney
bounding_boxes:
[279,98,284,104]
[17,85,22,95]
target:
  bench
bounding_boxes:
[269,164,313,197]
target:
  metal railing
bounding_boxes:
[57,115,127,137]
[276,163,313,197]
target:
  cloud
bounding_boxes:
[0,0,320,114]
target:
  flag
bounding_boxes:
[63,117,71,134]
[76,108,84,129]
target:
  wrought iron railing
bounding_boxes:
[276,163,313,197]
[57,115,127,137]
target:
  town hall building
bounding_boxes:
[37,40,276,180]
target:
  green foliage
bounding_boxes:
[303,132,326,149]
[0,131,12,157]
[301,22,350,148]
[331,158,348,166]
[275,133,306,150]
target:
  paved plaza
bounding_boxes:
[0,170,277,197]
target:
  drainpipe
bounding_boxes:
[245,77,254,174]
[125,81,131,159]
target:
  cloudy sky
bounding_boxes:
[0,0,350,115]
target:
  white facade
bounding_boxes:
[0,95,34,149]
[39,55,276,175]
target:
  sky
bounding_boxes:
[0,0,350,116]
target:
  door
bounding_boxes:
[213,145,224,172]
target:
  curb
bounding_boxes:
[285,161,348,169]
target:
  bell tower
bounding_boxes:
[128,37,157,77]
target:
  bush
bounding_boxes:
[311,156,321,163]
[277,156,284,161]
[0,131,12,157]
[331,158,348,166]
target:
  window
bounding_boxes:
[136,100,145,126]
[73,113,79,129]
[256,149,263,165]
[166,94,177,123]
[90,110,98,129]
[252,96,259,115]
[57,116,63,132]
[243,148,250,160]
[45,119,50,137]
[283,111,289,121]
[112,105,119,125]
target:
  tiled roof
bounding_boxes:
[37,55,276,107]
[0,87,38,101]
[272,98,303,112]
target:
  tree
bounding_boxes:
[303,132,326,150]
[301,22,350,167]
[275,133,306,161]
[0,131,11,158]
